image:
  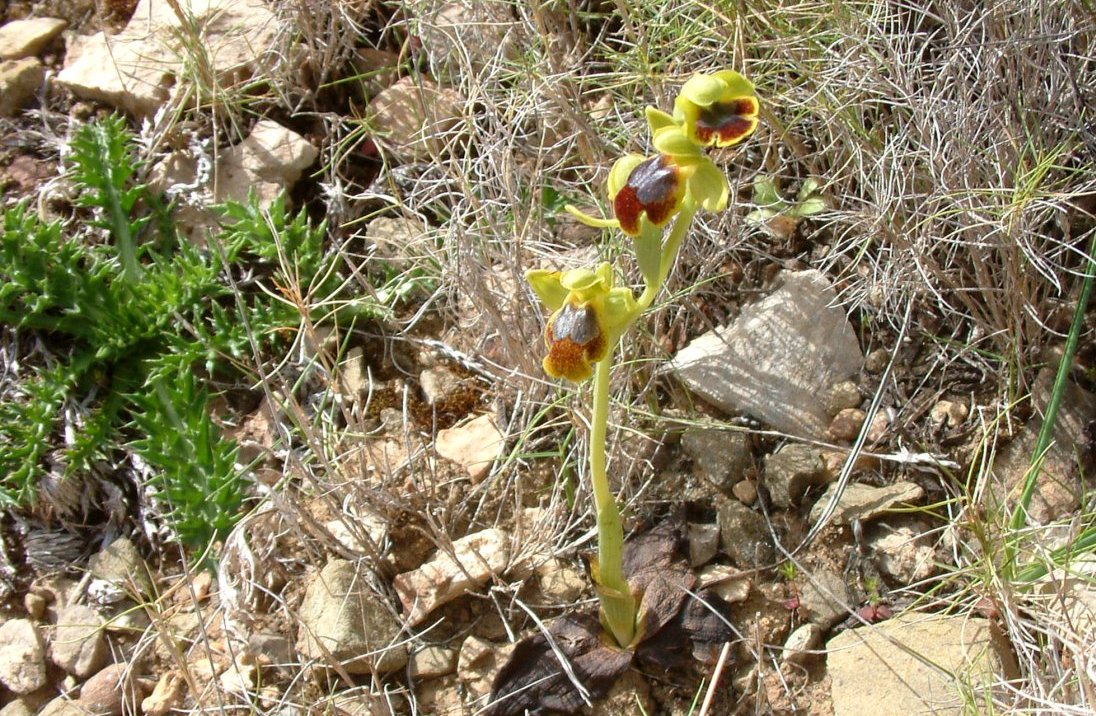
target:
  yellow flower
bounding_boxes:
[566,125,729,237]
[673,70,759,148]
[526,263,637,382]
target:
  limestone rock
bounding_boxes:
[0,18,67,60]
[324,509,388,555]
[23,593,47,620]
[410,646,458,679]
[697,564,752,604]
[869,522,937,584]
[140,672,185,716]
[670,270,863,439]
[534,558,586,604]
[764,443,830,509]
[0,59,44,116]
[296,559,408,673]
[824,380,861,415]
[930,400,969,428]
[36,697,83,716]
[0,619,47,694]
[782,623,821,665]
[420,366,463,406]
[51,604,108,677]
[417,675,468,716]
[457,636,515,700]
[393,528,510,626]
[681,425,753,491]
[990,368,1096,524]
[717,501,774,568]
[865,411,890,442]
[864,348,889,373]
[247,633,294,669]
[88,537,151,598]
[78,663,142,716]
[150,120,317,241]
[808,481,924,525]
[369,77,465,160]
[797,569,850,630]
[687,522,720,567]
[435,413,504,482]
[827,408,865,442]
[0,700,35,716]
[827,613,1016,715]
[56,0,278,116]
[733,479,759,505]
[215,120,318,205]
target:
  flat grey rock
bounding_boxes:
[827,613,1016,715]
[51,604,107,677]
[669,270,863,439]
[717,501,774,568]
[809,481,924,525]
[0,619,47,694]
[296,559,407,673]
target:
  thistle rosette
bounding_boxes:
[670,70,759,148]
[526,263,637,382]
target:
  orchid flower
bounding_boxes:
[526,263,637,382]
[671,69,760,148]
[565,124,729,238]
[520,69,761,651]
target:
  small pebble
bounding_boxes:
[782,623,821,666]
[864,349,889,374]
[866,412,889,442]
[23,593,46,620]
[825,380,861,415]
[929,400,969,428]
[732,479,758,506]
[827,408,866,441]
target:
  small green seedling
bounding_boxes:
[746,176,825,238]
[777,560,798,581]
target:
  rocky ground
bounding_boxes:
[1,1,1095,715]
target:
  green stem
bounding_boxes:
[636,202,697,312]
[588,203,702,647]
[589,349,636,648]
[1005,232,1096,574]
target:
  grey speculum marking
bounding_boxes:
[553,304,600,345]
[629,155,676,205]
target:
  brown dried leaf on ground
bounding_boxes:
[487,518,736,714]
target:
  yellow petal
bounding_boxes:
[644,106,676,133]
[712,70,756,101]
[652,126,700,157]
[607,154,646,199]
[525,269,568,311]
[560,266,602,293]
[688,158,729,212]
[564,204,620,229]
[594,262,615,289]
[679,73,725,106]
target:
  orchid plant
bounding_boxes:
[526,70,760,648]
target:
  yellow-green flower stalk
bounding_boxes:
[525,70,759,649]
